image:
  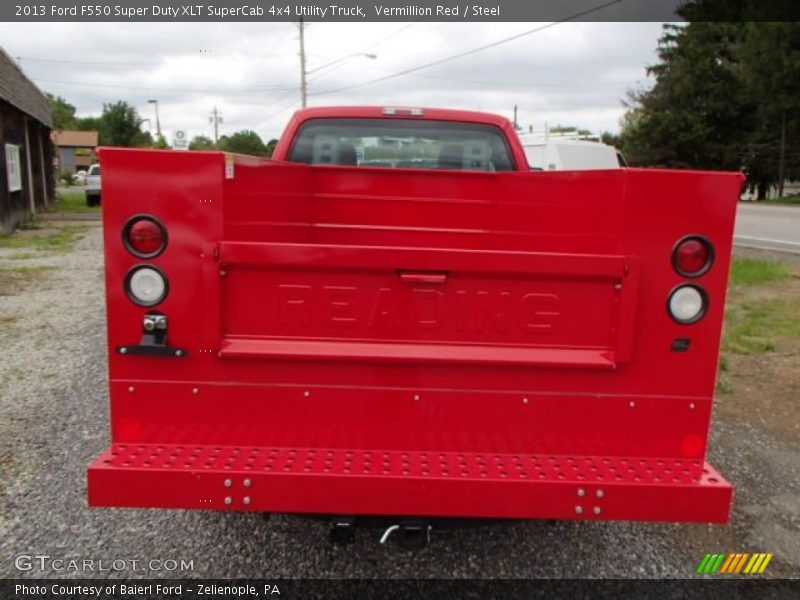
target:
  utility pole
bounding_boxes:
[513,105,518,129]
[209,106,223,146]
[298,19,307,108]
[147,99,161,138]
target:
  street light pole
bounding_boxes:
[147,99,161,138]
[295,22,376,107]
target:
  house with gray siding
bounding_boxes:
[52,129,98,175]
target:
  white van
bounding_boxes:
[518,133,627,171]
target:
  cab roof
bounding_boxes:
[288,106,515,129]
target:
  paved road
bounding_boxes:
[735,203,800,253]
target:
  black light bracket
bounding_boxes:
[116,311,188,358]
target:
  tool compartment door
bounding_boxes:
[218,242,637,369]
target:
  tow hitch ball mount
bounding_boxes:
[329,517,431,548]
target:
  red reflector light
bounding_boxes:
[123,216,167,258]
[673,236,713,277]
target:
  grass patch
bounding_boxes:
[716,378,734,394]
[729,258,791,286]
[0,224,87,255]
[47,190,100,214]
[723,297,800,354]
[761,194,800,206]
[0,265,54,296]
[719,256,798,362]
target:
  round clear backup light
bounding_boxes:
[125,265,168,307]
[668,284,707,324]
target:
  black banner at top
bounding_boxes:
[4,0,800,23]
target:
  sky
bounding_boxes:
[0,21,668,143]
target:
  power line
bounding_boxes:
[310,0,623,96]
[313,58,645,89]
[16,52,301,67]
[30,77,298,94]
[258,89,303,126]
[31,3,627,100]
[364,22,417,53]
[307,22,417,84]
[17,56,160,66]
[262,23,299,57]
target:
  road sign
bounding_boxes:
[173,130,188,150]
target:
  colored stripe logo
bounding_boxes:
[696,553,773,574]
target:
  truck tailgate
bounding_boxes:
[219,243,637,369]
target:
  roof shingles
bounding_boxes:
[0,46,53,127]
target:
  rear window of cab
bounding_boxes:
[288,118,515,172]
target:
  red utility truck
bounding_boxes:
[88,106,741,546]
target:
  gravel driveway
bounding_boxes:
[1,224,797,579]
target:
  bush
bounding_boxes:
[59,170,74,186]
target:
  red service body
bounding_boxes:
[88,107,741,524]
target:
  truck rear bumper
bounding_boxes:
[88,444,732,523]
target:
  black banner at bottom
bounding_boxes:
[2,579,798,600]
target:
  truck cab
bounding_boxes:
[88,106,741,541]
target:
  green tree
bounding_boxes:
[76,115,101,132]
[601,132,622,148]
[189,135,215,150]
[218,130,269,156]
[619,22,751,170]
[46,94,78,129]
[739,22,800,198]
[153,134,170,149]
[265,138,278,157]
[97,101,151,147]
[618,3,800,198]
[549,125,593,137]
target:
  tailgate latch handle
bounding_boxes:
[398,270,448,284]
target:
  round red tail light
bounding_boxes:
[123,216,167,258]
[673,236,713,277]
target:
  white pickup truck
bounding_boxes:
[85,163,101,206]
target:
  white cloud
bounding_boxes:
[0,21,664,142]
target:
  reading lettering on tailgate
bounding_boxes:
[277,284,560,335]
[225,271,618,348]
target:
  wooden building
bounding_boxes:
[0,46,54,233]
